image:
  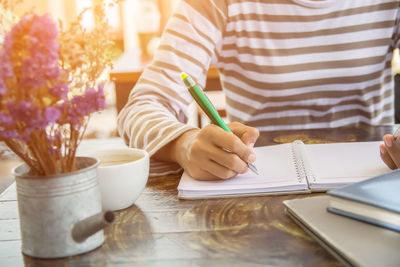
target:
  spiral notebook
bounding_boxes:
[178,141,391,199]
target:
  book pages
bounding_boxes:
[303,141,390,190]
[178,143,309,199]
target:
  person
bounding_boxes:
[118,0,400,180]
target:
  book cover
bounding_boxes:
[327,169,400,232]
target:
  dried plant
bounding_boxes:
[0,1,121,175]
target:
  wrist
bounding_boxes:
[152,129,199,165]
[171,129,199,165]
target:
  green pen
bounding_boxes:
[180,72,258,175]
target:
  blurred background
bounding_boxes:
[4,0,400,138]
[1,0,180,139]
[8,0,179,56]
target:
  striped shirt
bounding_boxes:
[118,0,400,176]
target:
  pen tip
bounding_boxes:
[248,163,259,175]
[180,72,188,80]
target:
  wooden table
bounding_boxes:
[0,125,396,266]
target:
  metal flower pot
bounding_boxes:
[13,156,114,259]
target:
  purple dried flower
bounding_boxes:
[57,101,81,127]
[82,85,107,114]
[7,101,46,130]
[0,79,6,95]
[0,51,13,79]
[7,101,37,122]
[0,112,14,126]
[95,84,107,110]
[0,130,18,140]
[0,6,113,175]
[45,106,61,124]
[1,13,61,89]
[0,51,13,95]
[20,58,46,88]
[68,85,106,118]
[19,14,60,88]
[50,83,69,99]
[0,129,29,142]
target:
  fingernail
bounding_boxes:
[380,146,385,155]
[384,136,393,147]
[248,143,255,148]
[248,153,256,163]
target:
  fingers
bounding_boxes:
[185,142,241,180]
[205,144,249,174]
[201,125,256,164]
[379,144,397,169]
[382,134,400,168]
[204,159,238,179]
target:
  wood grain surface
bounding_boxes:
[0,125,396,266]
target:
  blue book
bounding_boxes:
[327,169,400,232]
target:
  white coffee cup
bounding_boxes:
[86,148,149,211]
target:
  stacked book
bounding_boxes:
[327,169,400,233]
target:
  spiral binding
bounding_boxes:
[291,140,316,187]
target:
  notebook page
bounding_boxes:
[303,141,391,190]
[178,143,309,199]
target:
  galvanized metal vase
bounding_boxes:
[13,156,114,259]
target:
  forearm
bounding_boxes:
[118,99,198,176]
[117,90,196,148]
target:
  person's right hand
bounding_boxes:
[173,122,259,180]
